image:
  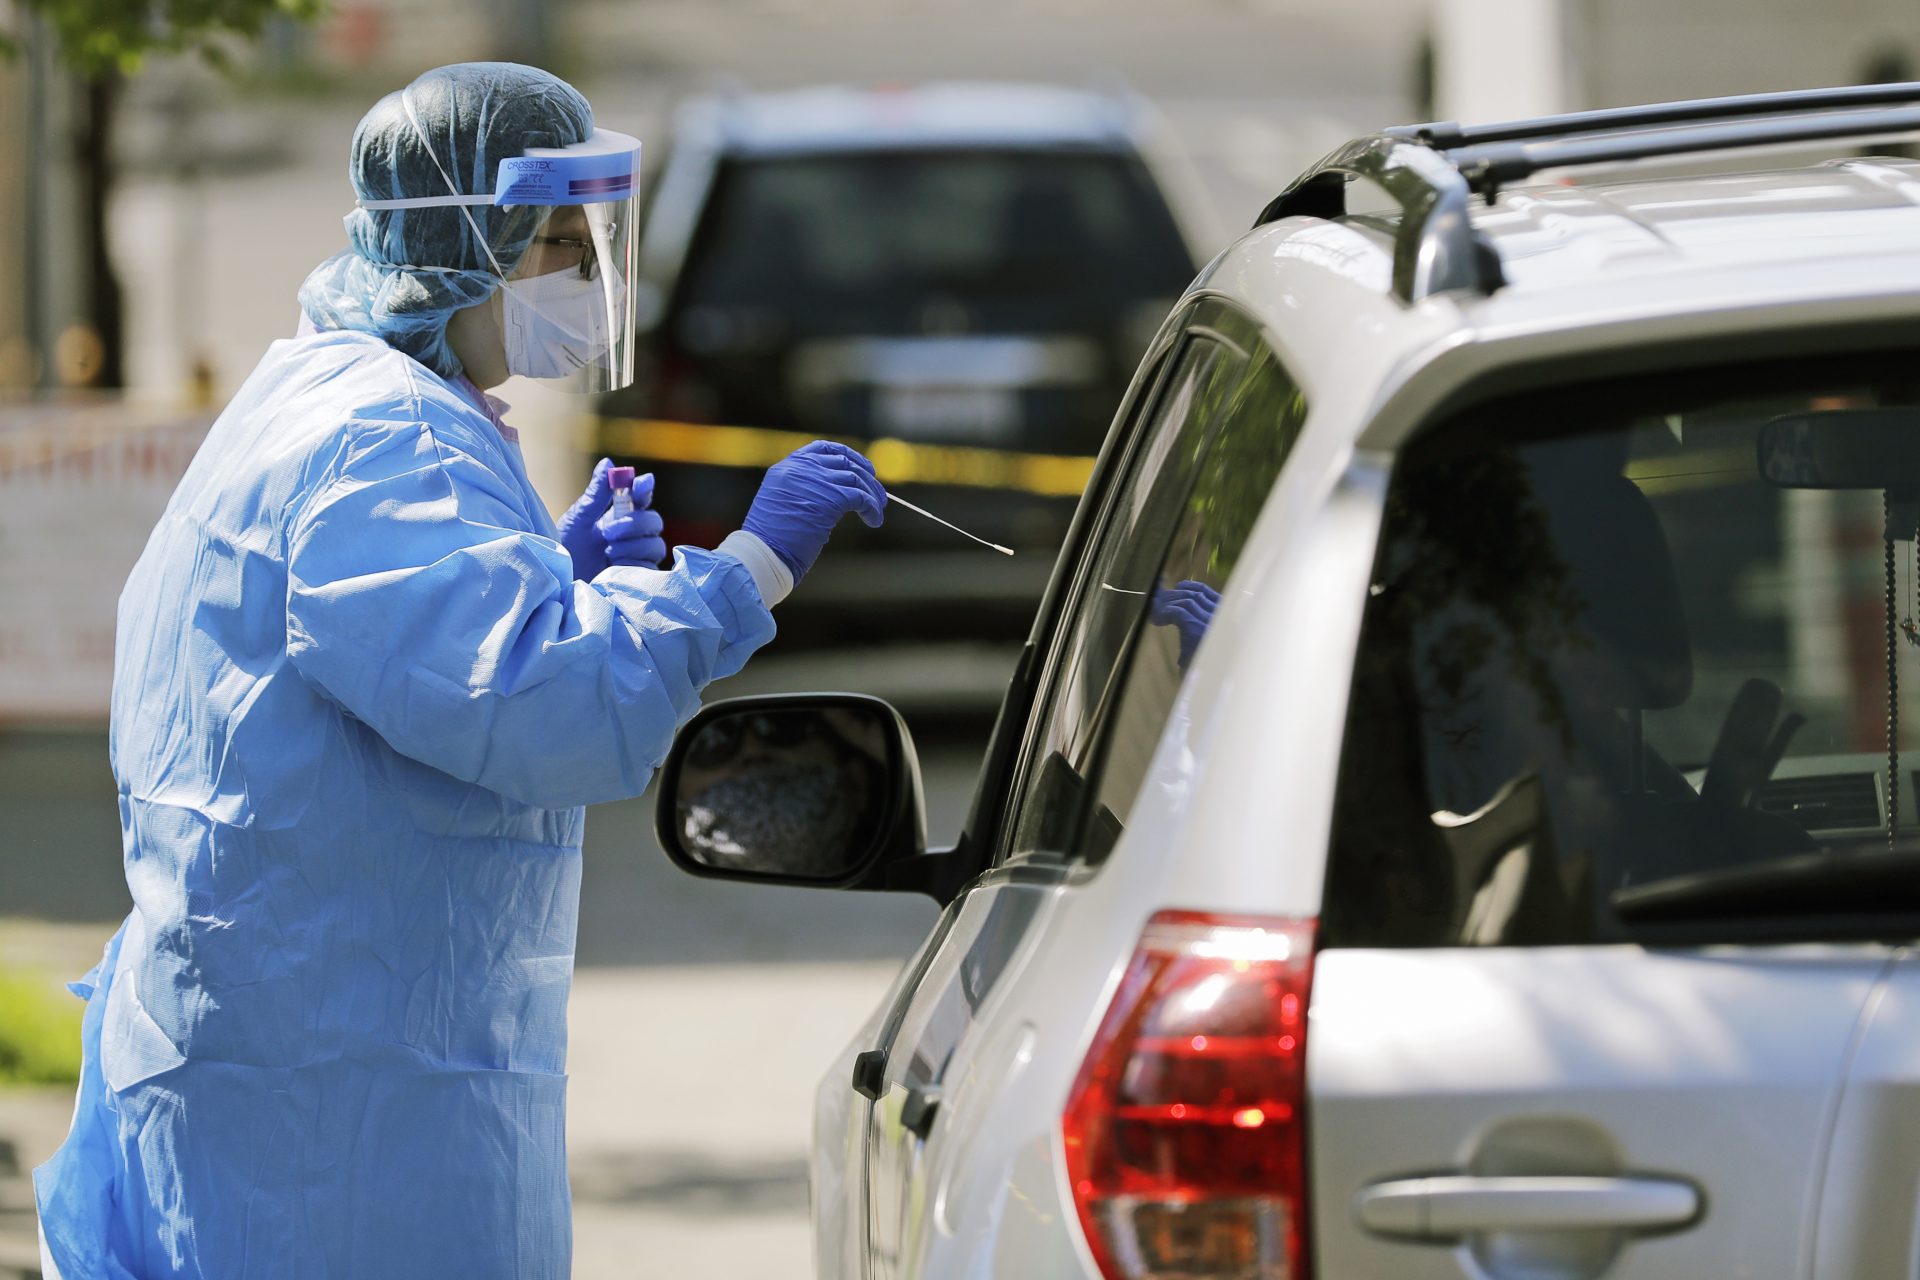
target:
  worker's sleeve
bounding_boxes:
[284,418,775,808]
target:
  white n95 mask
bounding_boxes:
[500,266,627,381]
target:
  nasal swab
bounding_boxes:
[1100,583,1148,595]
[887,493,1015,555]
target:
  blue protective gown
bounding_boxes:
[33,330,775,1279]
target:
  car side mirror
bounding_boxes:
[656,693,929,889]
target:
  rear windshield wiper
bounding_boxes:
[1612,849,1920,924]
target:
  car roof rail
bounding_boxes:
[1444,102,1920,200]
[1257,83,1920,304]
[1255,135,1504,303]
[1389,81,1920,150]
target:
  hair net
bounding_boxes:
[298,62,594,379]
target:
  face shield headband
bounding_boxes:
[367,90,642,393]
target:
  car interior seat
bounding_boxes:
[1429,466,1697,942]
[1328,433,1815,946]
[1433,456,1815,939]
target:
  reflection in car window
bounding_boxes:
[1078,348,1309,864]
[1005,337,1310,865]
[1003,336,1239,861]
[1325,353,1920,948]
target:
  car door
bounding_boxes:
[1813,947,1920,1278]
[1308,361,1905,1279]
[852,308,1258,1280]
[809,310,1197,1280]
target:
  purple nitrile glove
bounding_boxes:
[557,457,620,582]
[742,441,887,583]
[598,471,666,569]
[1148,579,1222,670]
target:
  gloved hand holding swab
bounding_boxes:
[887,492,1015,555]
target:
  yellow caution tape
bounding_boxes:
[594,416,1097,498]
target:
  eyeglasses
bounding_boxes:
[529,234,599,281]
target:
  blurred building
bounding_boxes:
[1435,0,1920,123]
[1591,0,1920,107]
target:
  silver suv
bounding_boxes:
[656,83,1920,1279]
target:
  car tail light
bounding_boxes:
[1063,911,1316,1280]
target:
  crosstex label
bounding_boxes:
[493,134,640,206]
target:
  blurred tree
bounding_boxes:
[1185,347,1307,580]
[1,0,326,389]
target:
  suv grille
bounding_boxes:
[1756,774,1881,830]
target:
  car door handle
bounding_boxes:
[1355,1175,1701,1240]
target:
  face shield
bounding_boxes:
[357,116,642,394]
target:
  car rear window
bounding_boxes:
[672,149,1193,338]
[1325,347,1920,947]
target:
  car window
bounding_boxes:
[1325,347,1920,948]
[1002,327,1309,865]
[1074,347,1309,864]
[1000,335,1240,862]
[672,150,1193,340]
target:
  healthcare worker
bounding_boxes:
[33,62,884,1280]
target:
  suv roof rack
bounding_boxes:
[1255,136,1502,302]
[1391,81,1920,150]
[1258,82,1920,304]
[1446,103,1920,201]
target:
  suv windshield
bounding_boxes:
[1327,349,1920,946]
[674,149,1192,337]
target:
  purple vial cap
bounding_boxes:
[609,466,636,491]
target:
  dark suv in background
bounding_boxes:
[596,82,1198,644]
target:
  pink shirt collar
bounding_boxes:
[452,374,518,443]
